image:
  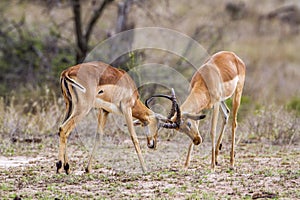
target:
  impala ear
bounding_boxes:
[133,120,142,126]
[183,113,206,121]
[155,113,170,123]
[197,114,206,120]
[124,120,143,127]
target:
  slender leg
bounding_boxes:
[184,142,194,169]
[85,109,108,173]
[215,101,230,165]
[57,117,76,174]
[121,103,147,173]
[184,120,200,169]
[57,108,90,174]
[230,88,242,169]
[210,103,220,171]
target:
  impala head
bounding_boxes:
[133,111,175,149]
[141,88,181,149]
[177,112,206,145]
[145,89,206,147]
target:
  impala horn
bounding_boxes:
[145,88,181,129]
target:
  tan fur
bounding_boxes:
[179,51,246,171]
[57,62,159,174]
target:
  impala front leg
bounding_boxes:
[121,103,147,173]
[184,142,194,169]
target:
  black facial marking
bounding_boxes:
[219,143,222,151]
[199,114,206,120]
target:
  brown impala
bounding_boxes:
[57,62,179,174]
[146,51,246,171]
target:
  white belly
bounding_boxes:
[222,76,239,100]
[93,84,135,114]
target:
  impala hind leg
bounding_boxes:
[57,118,75,174]
[215,101,230,166]
[85,109,108,173]
[230,87,242,169]
[121,103,147,173]
[57,108,90,174]
[210,103,220,171]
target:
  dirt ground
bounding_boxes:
[0,131,299,199]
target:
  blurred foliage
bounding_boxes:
[0,13,73,97]
[225,95,251,121]
[286,97,300,117]
[0,0,299,145]
[245,105,299,145]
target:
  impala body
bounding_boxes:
[180,51,246,170]
[57,62,175,174]
[147,51,246,170]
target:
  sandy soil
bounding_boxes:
[0,132,299,199]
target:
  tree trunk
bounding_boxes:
[71,0,114,64]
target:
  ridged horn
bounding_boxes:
[145,88,181,129]
[161,102,181,129]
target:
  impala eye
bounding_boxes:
[187,121,192,128]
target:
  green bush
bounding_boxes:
[286,97,300,116]
[0,15,74,97]
[225,95,251,121]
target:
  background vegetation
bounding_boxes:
[0,0,299,199]
[0,0,298,143]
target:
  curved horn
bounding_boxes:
[145,88,181,129]
[161,122,179,129]
[145,89,177,117]
[167,88,177,119]
[160,101,181,129]
[145,95,171,108]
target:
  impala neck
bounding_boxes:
[181,85,211,114]
[132,99,154,124]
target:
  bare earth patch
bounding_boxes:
[0,134,299,199]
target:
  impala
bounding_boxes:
[147,51,246,170]
[57,61,178,174]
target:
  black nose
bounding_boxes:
[193,137,201,145]
[147,140,156,149]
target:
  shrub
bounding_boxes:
[245,105,299,145]
[286,97,300,117]
[0,15,73,96]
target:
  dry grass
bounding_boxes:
[0,0,300,199]
[0,126,299,199]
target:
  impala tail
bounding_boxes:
[64,74,86,93]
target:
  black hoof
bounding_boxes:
[56,161,62,173]
[219,143,222,151]
[85,167,91,173]
[64,163,70,174]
